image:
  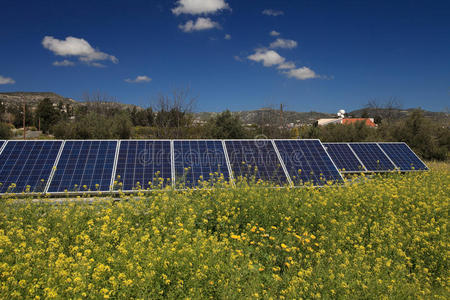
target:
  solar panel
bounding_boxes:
[0,141,62,193]
[349,143,396,172]
[275,140,343,186]
[114,140,172,190]
[378,143,428,171]
[323,143,367,172]
[47,140,117,193]
[0,140,5,150]
[225,140,288,186]
[173,140,230,187]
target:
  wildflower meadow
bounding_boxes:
[0,163,448,299]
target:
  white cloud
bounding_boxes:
[224,34,231,40]
[125,75,152,83]
[52,59,75,67]
[248,49,285,67]
[233,55,243,61]
[179,17,220,32]
[0,75,15,85]
[42,36,118,64]
[262,9,284,16]
[172,0,230,15]
[270,38,297,49]
[277,61,296,70]
[90,62,106,68]
[269,30,280,36]
[283,67,318,80]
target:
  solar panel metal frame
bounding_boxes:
[110,140,121,190]
[112,139,172,192]
[0,140,7,154]
[0,139,64,195]
[222,140,236,187]
[273,139,344,186]
[43,141,66,193]
[347,142,398,172]
[173,139,233,189]
[377,142,429,172]
[224,139,292,187]
[323,142,369,173]
[271,140,293,186]
[45,139,119,195]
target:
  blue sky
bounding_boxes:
[1,0,449,113]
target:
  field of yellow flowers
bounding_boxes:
[0,162,448,299]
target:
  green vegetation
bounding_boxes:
[0,163,448,298]
[0,94,448,160]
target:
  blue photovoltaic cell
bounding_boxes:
[0,141,5,150]
[349,143,396,171]
[225,140,288,185]
[275,140,343,186]
[47,141,117,192]
[114,140,172,190]
[0,141,62,193]
[378,143,428,171]
[174,140,230,187]
[323,143,366,172]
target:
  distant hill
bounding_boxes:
[194,110,335,125]
[0,92,138,111]
[0,92,76,106]
[350,107,449,125]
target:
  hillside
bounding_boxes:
[350,107,450,125]
[194,110,335,125]
[0,92,76,106]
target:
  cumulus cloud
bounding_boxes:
[283,67,318,80]
[172,0,230,15]
[179,17,220,32]
[42,36,118,64]
[0,75,15,84]
[125,75,152,83]
[262,9,284,16]
[52,59,75,67]
[277,61,296,70]
[270,38,297,49]
[248,49,285,67]
[269,30,280,36]
[224,34,231,40]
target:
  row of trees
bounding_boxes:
[0,92,448,161]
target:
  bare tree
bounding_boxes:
[365,97,402,124]
[152,87,196,138]
[81,91,123,116]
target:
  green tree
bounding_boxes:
[7,103,33,128]
[207,110,248,139]
[0,123,12,139]
[35,98,60,133]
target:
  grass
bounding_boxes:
[0,162,448,299]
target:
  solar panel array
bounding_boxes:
[174,140,230,187]
[323,143,366,172]
[47,141,117,193]
[225,140,288,186]
[348,143,396,172]
[275,140,343,186]
[378,143,428,171]
[0,141,62,193]
[0,139,428,194]
[114,140,172,191]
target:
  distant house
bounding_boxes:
[317,118,377,127]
